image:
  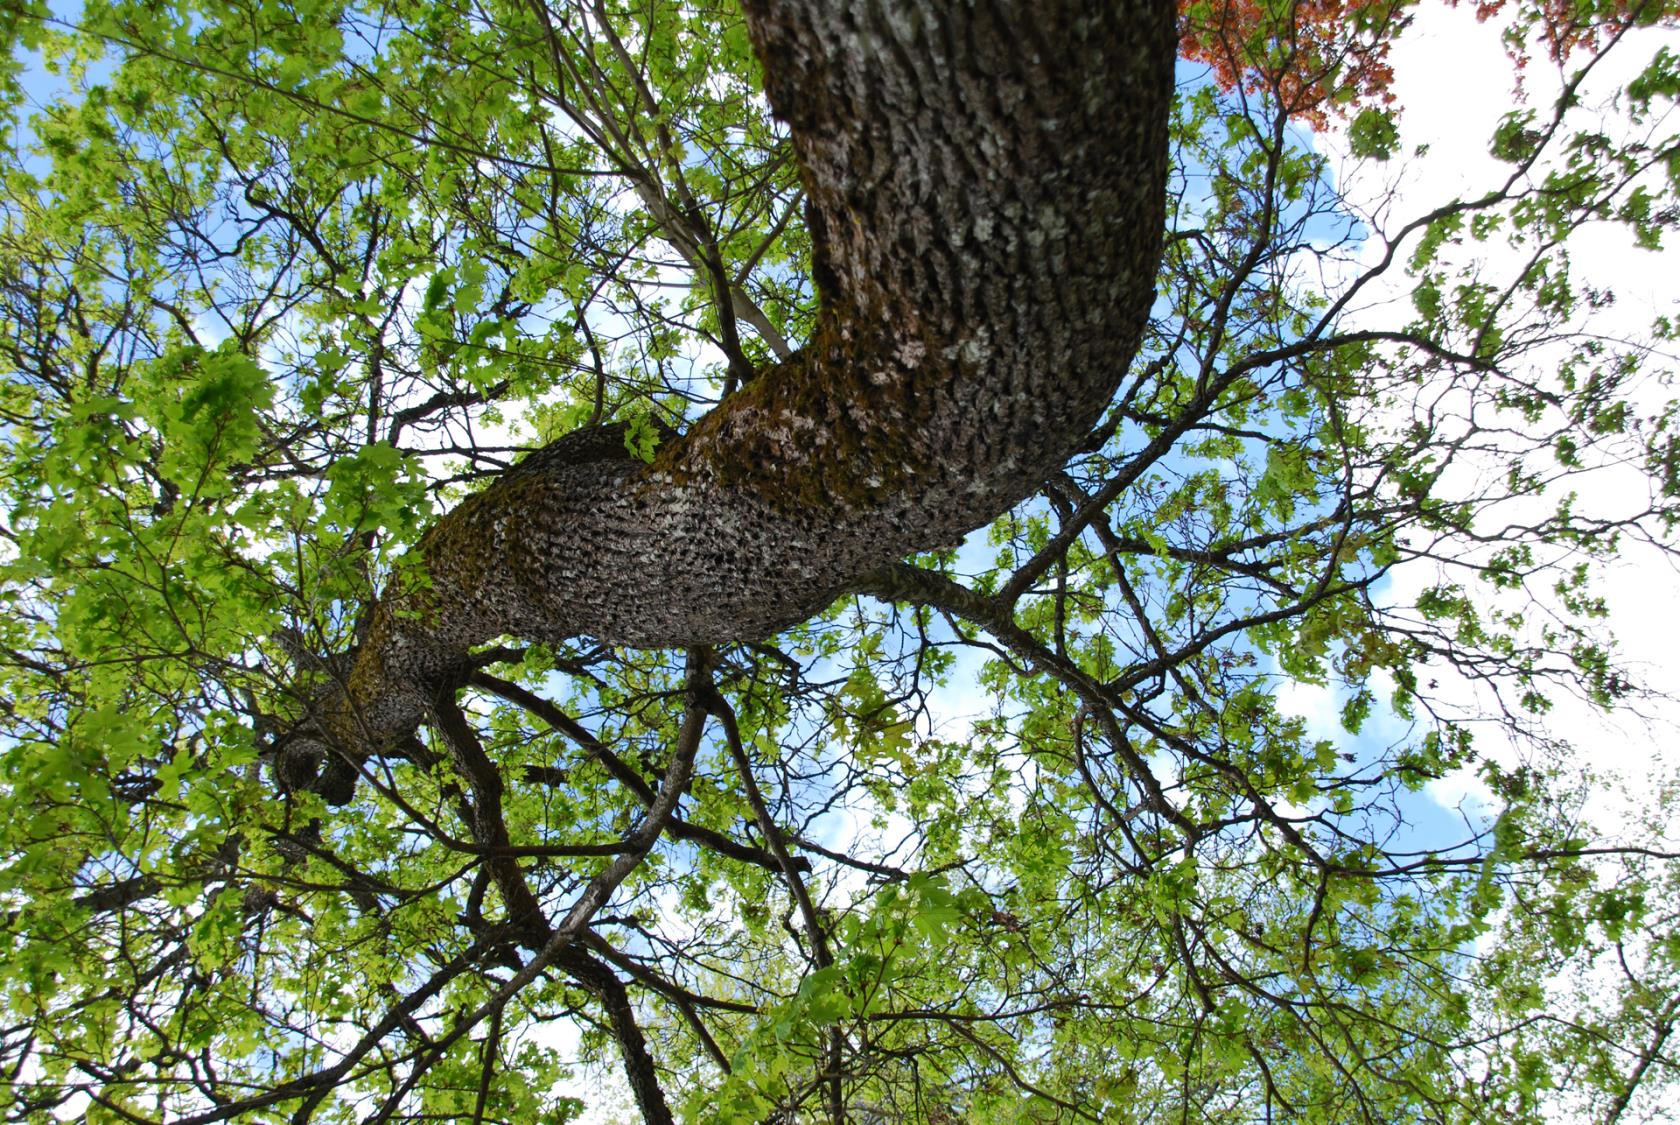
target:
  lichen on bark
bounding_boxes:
[302,0,1179,798]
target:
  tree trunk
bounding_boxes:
[317,0,1177,764]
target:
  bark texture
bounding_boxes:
[316,0,1178,767]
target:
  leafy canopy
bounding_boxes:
[1,0,1679,1122]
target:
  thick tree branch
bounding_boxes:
[431,695,550,945]
[318,0,1177,766]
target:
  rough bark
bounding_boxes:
[313,0,1177,769]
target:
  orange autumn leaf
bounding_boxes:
[1178,0,1411,126]
[1180,0,1677,126]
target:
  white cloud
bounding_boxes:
[1315,4,1680,827]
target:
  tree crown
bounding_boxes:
[1,0,1679,1121]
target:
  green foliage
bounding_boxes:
[0,0,1676,1121]
[1347,105,1400,159]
